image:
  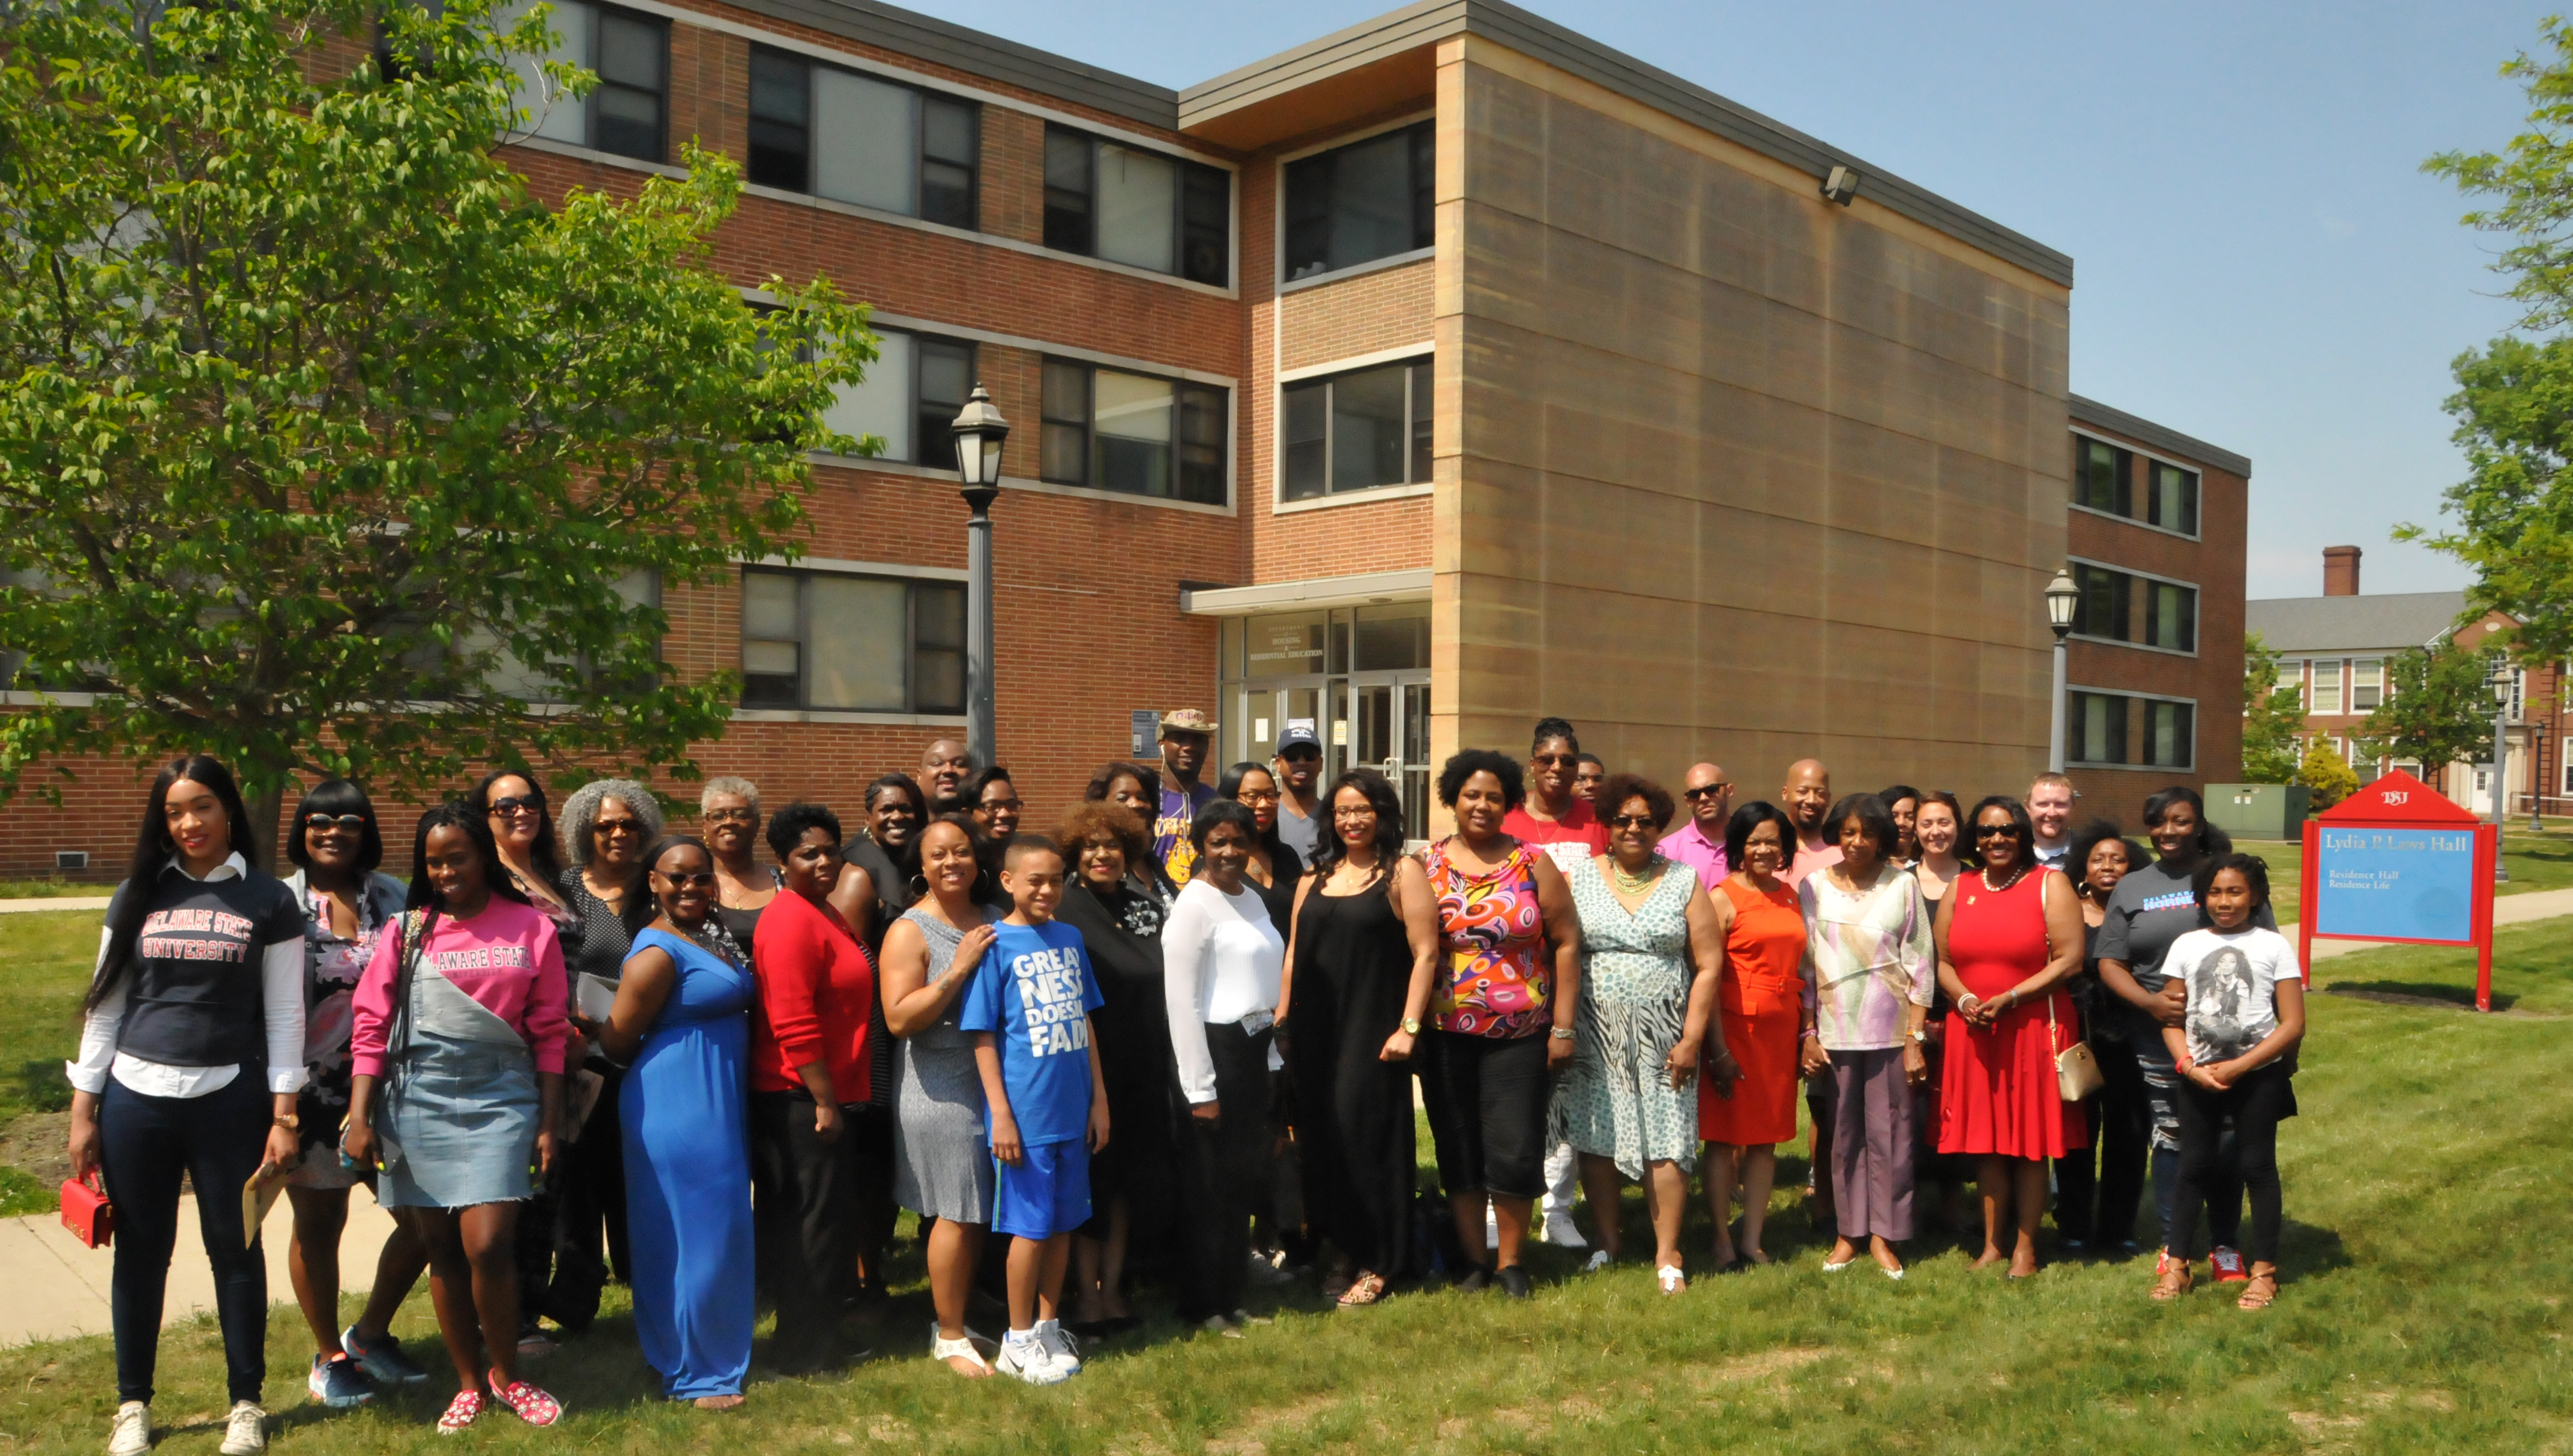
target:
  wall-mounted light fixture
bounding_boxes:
[1821,165,1861,206]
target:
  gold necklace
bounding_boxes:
[1610,855,1665,895]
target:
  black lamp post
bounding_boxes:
[950,384,1010,769]
[2044,567,2079,772]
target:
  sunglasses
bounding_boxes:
[705,807,758,824]
[1973,824,2018,839]
[1606,813,1657,829]
[594,818,643,837]
[1278,750,1321,763]
[1530,753,1577,767]
[1683,786,1731,801]
[304,813,368,832]
[487,795,541,817]
[655,869,716,888]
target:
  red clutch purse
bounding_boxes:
[61,1176,113,1249]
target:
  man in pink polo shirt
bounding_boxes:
[1657,762,1734,888]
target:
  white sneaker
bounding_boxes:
[996,1331,1068,1386]
[218,1402,265,1456]
[106,1401,150,1456]
[1582,1249,1612,1273]
[1484,1207,1500,1250]
[1543,1214,1590,1250]
[1034,1318,1082,1374]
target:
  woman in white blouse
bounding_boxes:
[1161,799,1285,1337]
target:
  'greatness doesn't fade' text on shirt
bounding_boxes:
[961,919,1106,1146]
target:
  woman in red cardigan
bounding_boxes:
[746,802,877,1373]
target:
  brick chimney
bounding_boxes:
[2323,545,2361,597]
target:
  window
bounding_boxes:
[2561,738,2572,795]
[505,0,666,162]
[739,568,964,714]
[2069,691,2127,767]
[2275,658,2304,706]
[1281,357,1432,500]
[2146,580,2197,652]
[818,328,975,470]
[2075,437,2129,517]
[745,50,977,228]
[1040,359,1226,504]
[2071,563,2129,641]
[2352,658,2383,712]
[2311,662,2342,715]
[1282,121,1435,282]
[2147,701,2195,769]
[2148,460,2200,535]
[1043,126,1229,285]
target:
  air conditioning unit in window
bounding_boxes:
[56,850,88,871]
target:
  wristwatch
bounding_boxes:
[1907,1028,1929,1045]
[1400,1017,1422,1035]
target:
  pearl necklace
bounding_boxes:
[1979,864,2026,894]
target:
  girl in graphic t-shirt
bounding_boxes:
[2153,853,2304,1310]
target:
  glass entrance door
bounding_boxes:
[1350,673,1431,841]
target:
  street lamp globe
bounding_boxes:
[950,383,1010,500]
[2044,567,2079,640]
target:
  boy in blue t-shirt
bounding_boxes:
[962,835,1109,1385]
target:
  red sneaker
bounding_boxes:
[2209,1247,2248,1284]
[486,1374,563,1427]
[436,1390,483,1435]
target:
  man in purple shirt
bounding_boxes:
[1658,762,1734,886]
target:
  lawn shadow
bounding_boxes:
[13,1059,73,1113]
[2324,981,2520,1013]
[2279,1217,2351,1281]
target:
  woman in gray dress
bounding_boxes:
[878,816,999,1378]
[1559,775,1727,1295]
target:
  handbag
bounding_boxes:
[60,1174,113,1248]
[2037,872,2104,1103]
[2048,993,2104,1102]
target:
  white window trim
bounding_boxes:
[2064,684,2199,772]
[737,553,964,583]
[513,134,689,179]
[1273,483,1435,516]
[2071,429,2206,542]
[1274,111,1437,292]
[2065,556,2201,658]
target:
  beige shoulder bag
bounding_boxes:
[2040,871,2105,1102]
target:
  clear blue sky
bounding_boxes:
[896,0,2549,601]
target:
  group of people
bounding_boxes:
[62,714,2308,1448]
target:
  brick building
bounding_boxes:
[1,0,2250,874]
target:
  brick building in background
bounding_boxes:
[0,0,2251,876]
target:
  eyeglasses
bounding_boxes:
[654,870,716,888]
[1236,789,1280,805]
[594,818,643,837]
[1683,785,1731,801]
[705,807,757,825]
[1332,808,1375,821]
[974,798,1024,814]
[1606,813,1657,829]
[487,795,541,818]
[304,814,367,832]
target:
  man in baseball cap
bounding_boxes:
[1270,724,1324,864]
[1153,708,1218,882]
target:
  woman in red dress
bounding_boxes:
[1935,796,2086,1277]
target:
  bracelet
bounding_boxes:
[1548,1026,1576,1041]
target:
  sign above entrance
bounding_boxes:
[1249,615,1327,672]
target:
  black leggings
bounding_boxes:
[2168,1064,2291,1266]
[1175,1023,1273,1323]
[1418,1030,1549,1200]
[100,1075,271,1406]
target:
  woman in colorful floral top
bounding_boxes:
[1420,750,1581,1299]
[1798,793,1935,1279]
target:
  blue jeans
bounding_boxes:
[100,1074,271,1406]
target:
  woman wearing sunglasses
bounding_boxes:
[1933,796,2086,1278]
[604,837,759,1409]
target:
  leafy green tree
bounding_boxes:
[2357,642,2497,787]
[0,0,873,848]
[2294,739,2360,811]
[2416,21,2573,658]
[2240,630,2305,784]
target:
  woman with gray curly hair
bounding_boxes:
[544,778,662,1340]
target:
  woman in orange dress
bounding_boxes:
[1935,796,2086,1277]
[1698,802,1798,1270]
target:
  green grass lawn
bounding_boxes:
[0,879,113,900]
[2,910,2572,1452]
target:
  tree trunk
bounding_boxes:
[244,783,288,873]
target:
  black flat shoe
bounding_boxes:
[1455,1265,1492,1293]
[1497,1265,1533,1299]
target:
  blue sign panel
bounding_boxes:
[2313,827,2476,942]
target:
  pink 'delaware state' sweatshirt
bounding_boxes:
[349,898,572,1077]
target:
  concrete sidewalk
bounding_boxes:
[0,896,110,913]
[1,1184,399,1347]
[2286,884,2573,961]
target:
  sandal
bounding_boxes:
[436,1390,483,1436]
[931,1326,992,1377]
[485,1374,563,1427]
[1336,1272,1388,1308]
[2236,1270,2279,1310]
[1656,1265,1686,1295]
[2150,1252,2192,1302]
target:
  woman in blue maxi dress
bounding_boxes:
[606,837,758,1405]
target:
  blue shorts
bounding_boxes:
[992,1139,1091,1241]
